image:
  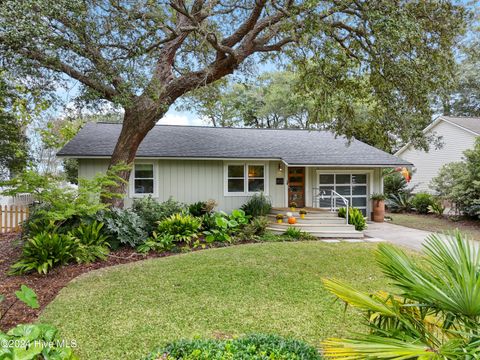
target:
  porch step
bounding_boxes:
[266,227,364,239]
[267,215,347,224]
[270,208,337,217]
[267,223,356,231]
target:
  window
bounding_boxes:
[317,173,368,216]
[227,165,245,193]
[248,165,264,192]
[134,164,154,195]
[225,163,267,195]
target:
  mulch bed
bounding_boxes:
[0,232,186,331]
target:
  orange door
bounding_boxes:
[288,167,305,208]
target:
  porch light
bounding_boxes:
[278,163,283,172]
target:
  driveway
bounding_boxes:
[364,221,433,252]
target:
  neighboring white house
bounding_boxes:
[58,123,411,218]
[395,116,480,193]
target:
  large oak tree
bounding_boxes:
[0,0,465,206]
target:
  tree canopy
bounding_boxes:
[0,74,30,180]
[0,0,467,203]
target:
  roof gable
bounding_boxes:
[395,116,480,156]
[58,123,411,167]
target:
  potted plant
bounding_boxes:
[299,209,307,219]
[276,214,284,224]
[288,216,297,224]
[289,201,297,211]
[370,193,386,222]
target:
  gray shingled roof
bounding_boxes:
[442,116,480,135]
[57,123,411,166]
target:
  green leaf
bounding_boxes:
[15,285,39,309]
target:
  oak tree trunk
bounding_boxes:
[104,106,165,207]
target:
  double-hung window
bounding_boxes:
[225,163,266,195]
[133,164,155,195]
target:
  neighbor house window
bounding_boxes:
[134,164,154,194]
[225,163,267,195]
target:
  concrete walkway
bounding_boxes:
[364,221,433,252]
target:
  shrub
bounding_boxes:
[411,192,434,214]
[1,166,128,235]
[386,193,413,213]
[323,231,480,358]
[428,198,446,216]
[144,334,322,360]
[241,193,272,217]
[69,221,110,263]
[236,216,269,240]
[348,207,367,231]
[338,207,367,231]
[283,226,315,240]
[157,213,202,244]
[132,196,186,234]
[100,208,148,248]
[370,193,386,201]
[383,169,409,197]
[10,232,77,274]
[188,201,207,217]
[203,214,234,243]
[137,232,175,253]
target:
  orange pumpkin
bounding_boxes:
[288,217,296,224]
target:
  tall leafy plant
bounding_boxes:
[322,231,480,359]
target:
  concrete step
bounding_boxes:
[267,215,345,223]
[266,227,364,239]
[268,223,356,231]
[269,209,337,217]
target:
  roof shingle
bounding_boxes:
[57,123,411,167]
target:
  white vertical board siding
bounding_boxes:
[78,159,285,212]
[398,121,477,193]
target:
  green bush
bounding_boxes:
[10,232,78,274]
[69,221,110,263]
[428,198,446,216]
[411,192,434,214]
[337,207,367,231]
[283,227,315,240]
[100,208,148,248]
[348,207,367,231]
[1,166,128,236]
[236,216,269,240]
[132,196,186,234]
[383,169,409,197]
[137,232,175,253]
[241,193,272,217]
[144,334,321,360]
[157,213,202,244]
[387,193,413,213]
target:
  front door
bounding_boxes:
[288,167,305,208]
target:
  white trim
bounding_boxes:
[223,161,269,197]
[395,116,480,156]
[129,161,159,198]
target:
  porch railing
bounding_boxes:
[312,188,349,225]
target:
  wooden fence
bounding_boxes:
[0,205,29,233]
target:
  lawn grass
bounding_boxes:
[40,242,389,360]
[388,212,480,241]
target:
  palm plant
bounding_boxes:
[322,231,480,359]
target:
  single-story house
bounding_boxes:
[58,123,411,218]
[395,116,480,193]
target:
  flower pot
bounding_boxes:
[300,214,305,219]
[290,207,296,212]
[372,199,385,222]
[277,219,283,224]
